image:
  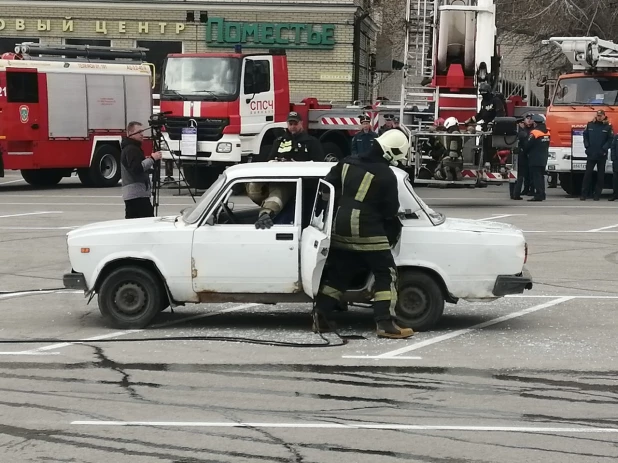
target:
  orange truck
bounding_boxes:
[543,37,618,196]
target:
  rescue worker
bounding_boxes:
[434,117,464,181]
[511,113,533,200]
[524,114,550,202]
[120,121,163,219]
[313,130,415,339]
[351,114,378,157]
[250,111,326,229]
[465,82,506,164]
[581,110,613,201]
[378,114,395,135]
[393,116,406,134]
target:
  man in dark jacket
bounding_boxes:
[512,113,534,199]
[313,130,414,339]
[268,111,325,162]
[610,134,618,201]
[524,114,550,202]
[351,114,377,157]
[581,110,613,201]
[465,82,507,164]
[121,121,163,219]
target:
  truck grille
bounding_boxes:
[165,117,230,142]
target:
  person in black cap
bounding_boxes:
[512,113,534,200]
[581,109,613,201]
[393,116,407,134]
[523,114,550,202]
[378,114,395,136]
[351,114,378,157]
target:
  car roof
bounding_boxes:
[223,161,409,181]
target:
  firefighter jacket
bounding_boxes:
[472,94,506,129]
[268,130,326,162]
[442,130,463,167]
[523,124,550,167]
[324,150,400,252]
[583,118,613,160]
[351,130,378,156]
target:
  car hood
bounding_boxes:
[440,218,523,235]
[67,216,179,240]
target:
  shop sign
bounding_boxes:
[205,18,336,49]
[0,18,188,35]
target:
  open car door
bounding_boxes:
[300,179,335,298]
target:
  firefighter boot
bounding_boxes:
[376,319,415,339]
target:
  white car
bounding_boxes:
[63,162,533,331]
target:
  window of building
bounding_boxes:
[64,39,111,47]
[0,37,39,55]
[136,40,183,91]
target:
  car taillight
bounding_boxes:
[524,242,528,264]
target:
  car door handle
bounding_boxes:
[276,233,294,241]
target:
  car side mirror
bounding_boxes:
[227,201,235,211]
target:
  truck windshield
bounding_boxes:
[161,57,241,99]
[552,76,618,106]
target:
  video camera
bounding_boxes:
[148,111,170,130]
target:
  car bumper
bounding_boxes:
[63,270,88,291]
[492,267,533,297]
[161,134,243,163]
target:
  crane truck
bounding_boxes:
[543,36,618,196]
[399,0,529,187]
[0,42,154,188]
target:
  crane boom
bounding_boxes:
[543,36,618,71]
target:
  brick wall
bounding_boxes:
[0,3,375,103]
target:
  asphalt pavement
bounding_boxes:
[0,171,617,462]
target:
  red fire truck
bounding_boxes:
[159,47,371,189]
[0,42,154,187]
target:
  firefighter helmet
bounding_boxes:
[444,117,459,130]
[375,129,409,166]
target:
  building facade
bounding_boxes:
[0,0,378,103]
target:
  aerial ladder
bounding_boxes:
[399,0,519,187]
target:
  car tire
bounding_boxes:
[395,270,445,331]
[98,265,163,329]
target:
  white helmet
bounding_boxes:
[444,117,459,130]
[375,129,409,166]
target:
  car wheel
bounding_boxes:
[98,265,163,329]
[395,270,445,331]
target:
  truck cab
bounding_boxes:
[159,50,291,187]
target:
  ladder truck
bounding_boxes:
[0,42,154,188]
[542,36,618,196]
[399,0,524,187]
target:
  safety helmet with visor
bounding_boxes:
[375,129,409,166]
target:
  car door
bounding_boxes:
[239,56,275,137]
[191,178,302,294]
[300,179,336,298]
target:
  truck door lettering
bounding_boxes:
[249,100,274,113]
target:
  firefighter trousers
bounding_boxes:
[315,248,398,322]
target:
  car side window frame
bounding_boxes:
[200,177,302,227]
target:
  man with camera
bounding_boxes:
[121,121,163,219]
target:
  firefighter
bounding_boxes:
[434,117,464,181]
[581,110,613,201]
[351,114,378,157]
[252,111,326,229]
[313,130,415,339]
[524,114,550,202]
[378,114,395,135]
[120,121,163,219]
[465,82,506,164]
[511,113,533,200]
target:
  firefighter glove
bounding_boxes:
[255,212,274,229]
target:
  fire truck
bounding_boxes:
[542,36,618,196]
[398,0,530,187]
[0,42,154,187]
[158,48,372,189]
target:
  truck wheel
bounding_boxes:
[255,144,272,162]
[395,270,445,332]
[83,144,121,188]
[98,265,163,329]
[559,173,582,196]
[20,169,63,187]
[182,164,221,190]
[322,141,344,160]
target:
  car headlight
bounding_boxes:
[548,151,556,160]
[217,142,233,153]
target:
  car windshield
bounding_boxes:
[181,174,227,224]
[552,76,618,106]
[161,57,241,99]
[404,176,445,225]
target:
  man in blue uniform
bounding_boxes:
[351,114,378,157]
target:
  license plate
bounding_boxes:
[572,163,586,170]
[547,165,555,170]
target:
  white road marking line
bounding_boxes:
[477,214,524,221]
[0,290,81,300]
[0,179,26,185]
[587,223,618,232]
[507,295,618,299]
[69,421,618,433]
[15,303,260,355]
[523,230,618,233]
[342,356,422,360]
[366,297,574,359]
[0,211,62,218]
